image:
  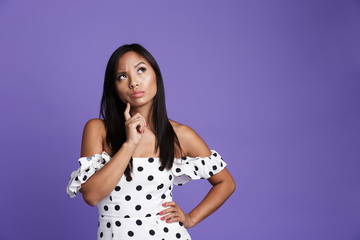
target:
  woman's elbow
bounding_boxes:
[84,197,98,207]
[223,175,236,196]
[229,179,236,195]
[81,189,100,207]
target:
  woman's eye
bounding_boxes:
[118,74,126,80]
[138,67,146,73]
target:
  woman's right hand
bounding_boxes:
[124,102,147,146]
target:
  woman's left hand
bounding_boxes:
[159,201,195,229]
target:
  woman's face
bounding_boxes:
[115,51,157,107]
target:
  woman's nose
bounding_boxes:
[129,76,140,89]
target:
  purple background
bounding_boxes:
[1,0,359,239]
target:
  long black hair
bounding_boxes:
[99,43,182,179]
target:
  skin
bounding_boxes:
[79,51,236,229]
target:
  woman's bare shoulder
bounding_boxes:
[169,119,191,138]
[169,119,183,130]
[169,119,211,157]
[81,118,106,157]
[83,118,106,134]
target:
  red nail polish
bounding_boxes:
[161,217,165,220]
[159,211,163,215]
[162,203,166,206]
[166,220,170,223]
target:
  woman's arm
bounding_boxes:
[187,167,235,227]
[79,103,147,206]
[160,125,235,228]
[79,118,137,206]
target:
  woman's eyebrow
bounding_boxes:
[117,62,146,73]
[134,61,146,68]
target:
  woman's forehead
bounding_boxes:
[117,51,148,70]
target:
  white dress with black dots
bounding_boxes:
[66,150,227,240]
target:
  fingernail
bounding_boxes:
[166,220,170,223]
[161,217,165,220]
[159,211,163,215]
[162,203,166,206]
[146,122,148,127]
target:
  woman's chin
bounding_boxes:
[128,100,152,108]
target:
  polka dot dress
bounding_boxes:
[66,150,227,240]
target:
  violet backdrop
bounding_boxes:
[0,0,359,239]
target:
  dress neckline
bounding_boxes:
[102,150,160,159]
[101,150,215,160]
[101,150,191,160]
[132,156,160,159]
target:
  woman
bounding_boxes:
[66,43,235,240]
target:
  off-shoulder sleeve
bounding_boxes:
[66,151,111,198]
[171,150,227,186]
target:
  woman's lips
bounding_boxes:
[131,91,144,98]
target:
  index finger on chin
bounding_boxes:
[124,102,131,120]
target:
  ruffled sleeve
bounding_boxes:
[66,151,111,198]
[171,150,227,186]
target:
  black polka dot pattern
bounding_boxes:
[67,151,111,198]
[171,150,227,186]
[67,150,225,239]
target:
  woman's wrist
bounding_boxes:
[185,213,197,228]
[123,141,138,152]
